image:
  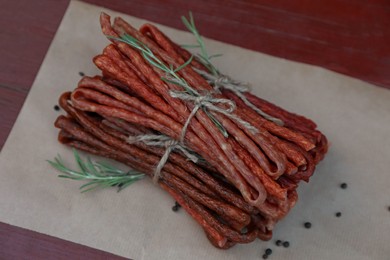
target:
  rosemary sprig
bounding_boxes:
[181,12,220,76]
[181,12,222,76]
[181,13,284,126]
[48,149,145,193]
[109,33,229,137]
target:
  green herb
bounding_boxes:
[109,33,229,137]
[181,12,220,76]
[48,149,145,193]
[181,13,284,126]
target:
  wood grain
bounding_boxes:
[83,0,390,87]
[0,0,389,258]
[0,222,126,259]
[0,0,70,151]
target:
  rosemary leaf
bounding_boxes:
[57,175,84,180]
[74,149,88,174]
[94,161,124,174]
[204,110,229,138]
[208,53,223,59]
[161,77,184,86]
[195,54,216,73]
[79,180,103,191]
[174,55,194,73]
[85,157,101,177]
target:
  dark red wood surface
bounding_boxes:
[0,222,126,259]
[0,0,389,258]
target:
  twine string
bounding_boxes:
[128,75,261,183]
[127,134,199,183]
[193,67,284,126]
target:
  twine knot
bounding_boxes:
[169,89,256,143]
[193,67,284,126]
[127,134,199,183]
[213,74,232,91]
[164,139,179,148]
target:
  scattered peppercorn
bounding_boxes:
[335,212,342,217]
[79,71,85,76]
[340,183,347,189]
[304,222,312,229]
[265,248,272,255]
[54,105,60,111]
[172,201,181,212]
[275,240,282,246]
[262,254,268,259]
[283,241,290,248]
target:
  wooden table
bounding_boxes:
[1,0,389,258]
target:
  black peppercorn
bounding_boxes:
[340,183,347,189]
[275,240,282,246]
[265,248,272,255]
[283,241,290,248]
[172,201,181,212]
[262,254,268,259]
[54,105,60,111]
[79,71,85,76]
[335,212,342,217]
[304,222,312,229]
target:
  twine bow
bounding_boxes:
[127,88,258,183]
[193,68,284,126]
[170,90,258,143]
[127,134,199,183]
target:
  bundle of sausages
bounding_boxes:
[54,13,328,249]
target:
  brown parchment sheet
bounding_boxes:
[0,1,389,259]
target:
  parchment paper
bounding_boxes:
[1,1,389,259]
